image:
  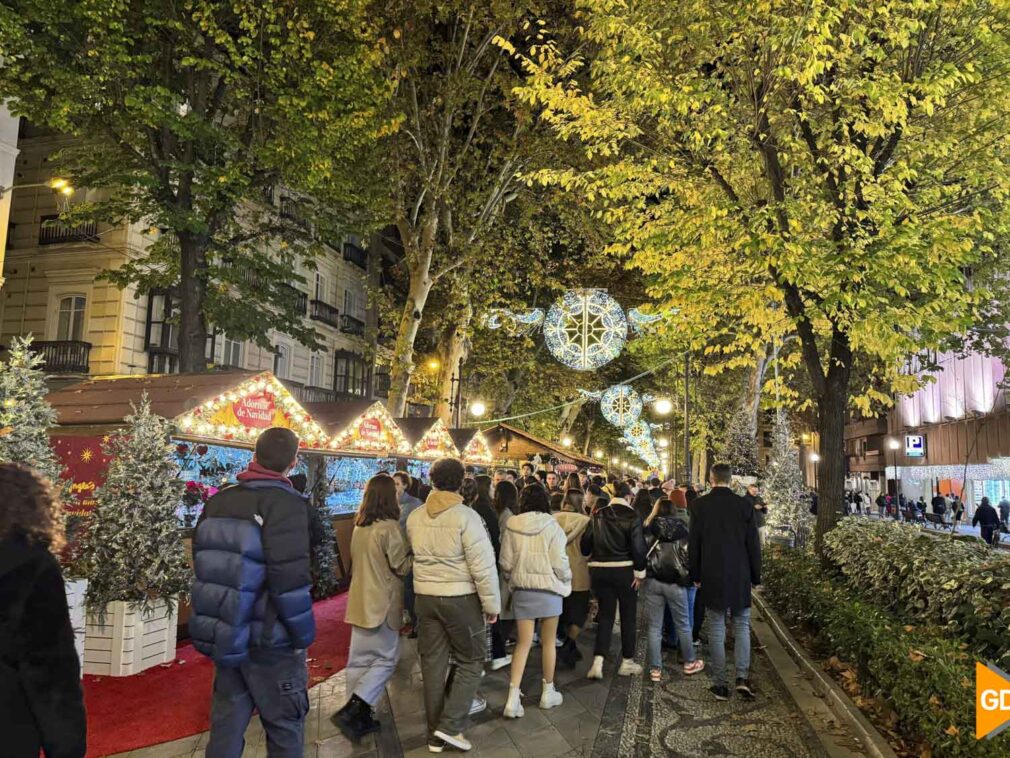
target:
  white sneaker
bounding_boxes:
[433,731,472,751]
[587,655,604,679]
[618,658,643,676]
[503,685,524,718]
[469,695,487,715]
[539,680,563,709]
[490,655,512,671]
[554,637,564,647]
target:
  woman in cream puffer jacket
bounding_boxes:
[498,485,571,718]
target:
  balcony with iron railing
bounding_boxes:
[341,314,365,336]
[278,284,308,316]
[29,340,92,373]
[38,215,99,245]
[302,386,337,403]
[309,299,341,329]
[342,241,368,269]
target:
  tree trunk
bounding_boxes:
[558,397,586,437]
[581,416,595,456]
[433,300,472,424]
[177,234,210,373]
[814,366,850,555]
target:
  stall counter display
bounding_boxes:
[325,455,397,514]
[408,459,432,487]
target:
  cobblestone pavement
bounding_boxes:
[123,612,829,758]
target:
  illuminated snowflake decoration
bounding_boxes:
[599,385,643,427]
[543,289,628,371]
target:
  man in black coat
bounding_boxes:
[973,497,1002,546]
[689,463,761,702]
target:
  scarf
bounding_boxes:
[236,460,292,487]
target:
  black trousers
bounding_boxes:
[590,566,637,659]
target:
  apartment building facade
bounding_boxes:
[0,123,388,403]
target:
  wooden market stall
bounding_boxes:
[480,422,597,473]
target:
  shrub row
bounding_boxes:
[822,518,1010,668]
[763,547,1001,757]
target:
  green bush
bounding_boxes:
[823,518,1010,667]
[764,547,1005,757]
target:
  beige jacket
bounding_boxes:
[554,511,591,592]
[406,490,501,615]
[500,512,572,597]
[345,519,412,630]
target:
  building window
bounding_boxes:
[309,352,324,388]
[343,288,365,321]
[221,336,242,368]
[314,272,328,302]
[274,343,290,379]
[146,289,178,351]
[334,350,368,396]
[56,295,86,341]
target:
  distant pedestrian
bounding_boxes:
[689,463,761,702]
[973,496,1001,546]
[407,458,500,753]
[581,481,647,679]
[743,483,768,543]
[333,475,412,741]
[554,493,591,670]
[632,486,654,524]
[500,485,571,717]
[395,471,423,635]
[999,498,1010,530]
[0,464,87,758]
[191,427,316,757]
[647,477,664,504]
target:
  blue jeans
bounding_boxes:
[644,579,695,670]
[705,607,751,688]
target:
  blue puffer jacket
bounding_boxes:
[190,480,316,666]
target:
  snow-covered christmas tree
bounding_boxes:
[764,416,813,543]
[0,336,63,484]
[83,396,190,617]
[719,404,760,481]
[309,468,341,598]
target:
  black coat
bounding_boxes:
[689,487,761,612]
[973,502,1001,528]
[580,499,648,572]
[0,538,87,758]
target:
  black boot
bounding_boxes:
[358,701,381,736]
[557,637,578,669]
[332,694,370,742]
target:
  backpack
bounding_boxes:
[647,537,691,586]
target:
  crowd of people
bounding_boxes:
[0,427,764,758]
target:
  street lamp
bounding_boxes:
[595,449,604,460]
[658,437,669,448]
[887,437,902,518]
[809,452,820,492]
[654,397,673,416]
[561,436,573,448]
[469,400,486,418]
[0,177,74,199]
[426,358,440,372]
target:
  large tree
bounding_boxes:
[0,0,387,371]
[513,0,1010,551]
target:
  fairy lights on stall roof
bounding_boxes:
[462,430,494,466]
[330,401,412,455]
[413,418,461,460]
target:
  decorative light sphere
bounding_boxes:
[469,400,487,418]
[562,436,573,448]
[654,398,673,415]
[600,384,643,427]
[543,289,628,371]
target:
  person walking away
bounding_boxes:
[647,477,664,504]
[643,497,704,682]
[407,458,500,753]
[580,481,647,679]
[951,495,965,533]
[631,486,654,524]
[499,485,571,717]
[0,464,87,758]
[395,471,423,636]
[191,428,315,757]
[565,472,584,494]
[743,484,768,544]
[689,463,761,702]
[333,475,412,740]
[973,496,1001,546]
[554,491,591,669]
[491,480,521,665]
[467,475,508,670]
[999,498,1010,531]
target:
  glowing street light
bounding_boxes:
[809,452,821,463]
[654,397,673,415]
[562,436,573,448]
[658,437,669,449]
[469,400,487,418]
[887,438,901,450]
[426,358,440,371]
[611,456,619,464]
[595,449,604,459]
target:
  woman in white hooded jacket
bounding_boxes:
[499,484,571,718]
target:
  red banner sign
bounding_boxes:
[359,417,383,441]
[51,435,111,515]
[232,391,278,429]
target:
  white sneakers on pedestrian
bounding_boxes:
[683,659,705,676]
[433,730,472,751]
[587,655,605,679]
[618,658,643,677]
[503,685,525,718]
[490,654,512,671]
[539,680,563,709]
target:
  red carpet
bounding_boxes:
[83,593,350,757]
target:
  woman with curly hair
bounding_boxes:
[0,463,87,757]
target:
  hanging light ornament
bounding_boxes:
[599,384,643,427]
[543,289,628,371]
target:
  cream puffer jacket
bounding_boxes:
[500,512,572,597]
[406,490,501,615]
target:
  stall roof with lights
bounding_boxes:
[327,401,412,456]
[480,423,596,467]
[46,371,330,449]
[408,418,460,460]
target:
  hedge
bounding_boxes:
[763,547,1004,757]
[823,518,1010,668]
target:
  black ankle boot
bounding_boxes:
[332,694,370,742]
[558,638,578,669]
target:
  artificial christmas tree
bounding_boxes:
[82,396,190,675]
[763,417,813,545]
[0,335,63,484]
[719,404,760,481]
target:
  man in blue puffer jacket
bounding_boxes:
[191,427,316,758]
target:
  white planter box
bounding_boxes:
[83,598,177,677]
[65,578,88,677]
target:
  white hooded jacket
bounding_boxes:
[500,511,572,597]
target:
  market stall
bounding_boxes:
[397,416,461,482]
[450,427,495,468]
[480,422,597,472]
